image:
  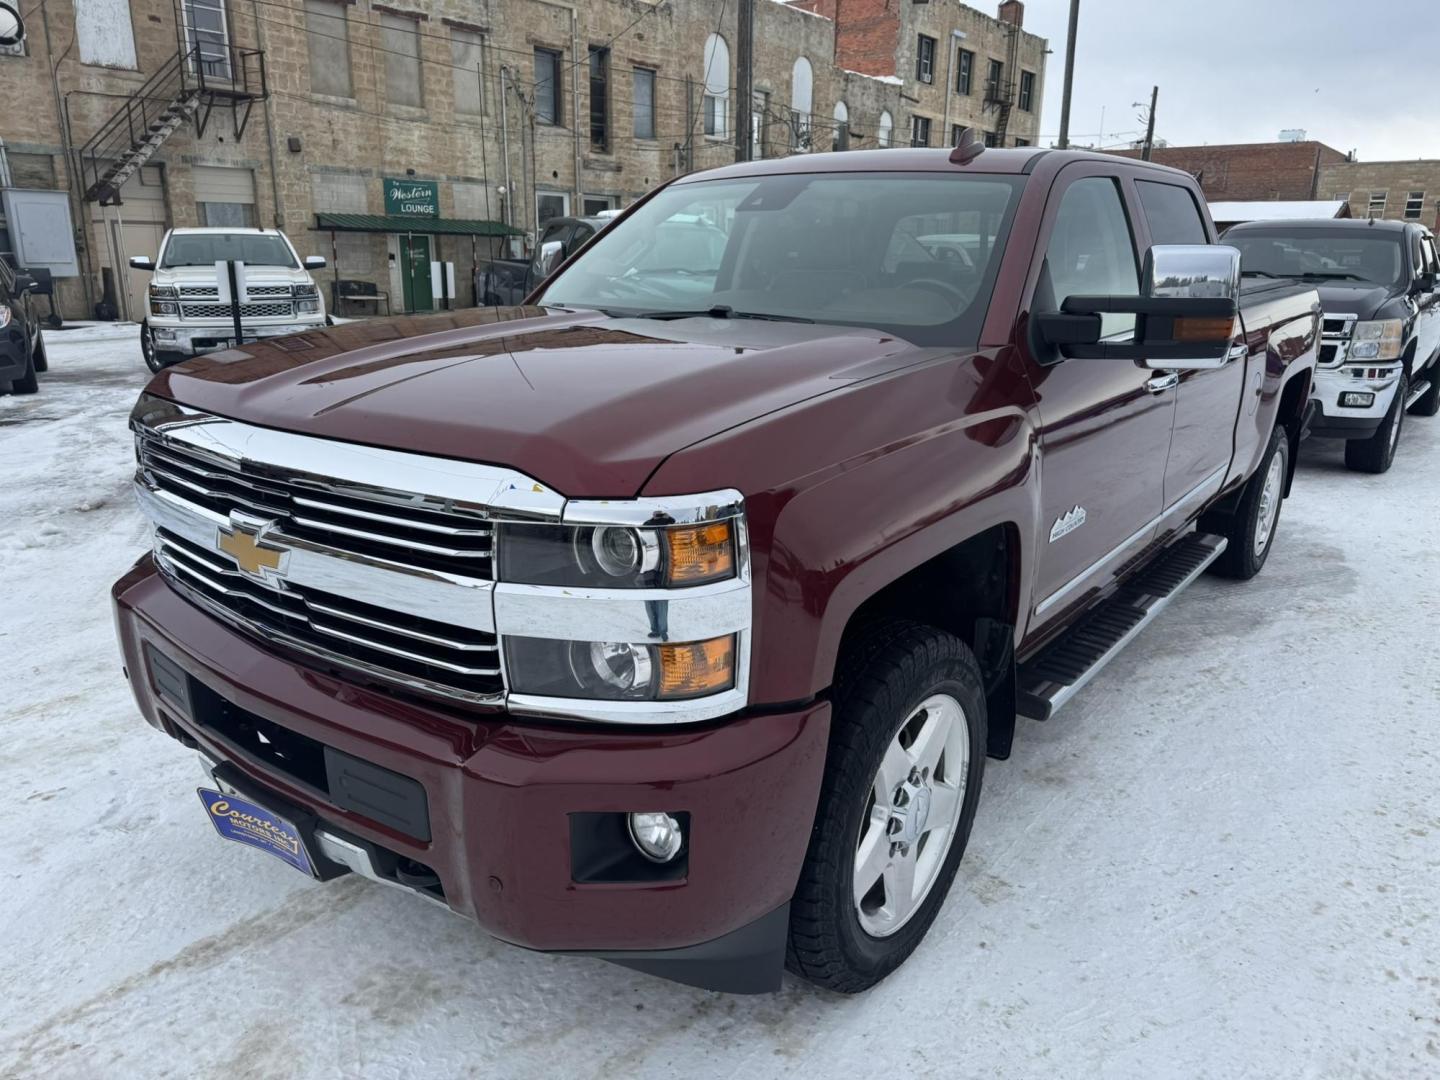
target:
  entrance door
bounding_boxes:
[400,235,433,312]
[1020,169,1177,631]
[183,0,232,80]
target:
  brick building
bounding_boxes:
[1108,140,1349,202]
[0,0,1046,323]
[1316,159,1440,230]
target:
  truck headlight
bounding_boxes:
[150,301,178,315]
[149,285,179,300]
[499,521,735,588]
[292,283,319,299]
[296,299,321,314]
[505,634,736,700]
[1349,318,1403,360]
[0,304,10,329]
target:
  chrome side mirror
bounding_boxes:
[304,255,327,270]
[129,256,155,272]
[537,239,565,278]
[1145,244,1241,303]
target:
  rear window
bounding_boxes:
[161,233,298,269]
[1136,181,1208,246]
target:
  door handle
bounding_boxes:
[1227,342,1250,362]
[1145,372,1180,394]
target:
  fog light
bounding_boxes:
[627,811,683,862]
[1340,391,1375,408]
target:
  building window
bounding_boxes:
[956,48,973,94]
[1368,191,1388,218]
[985,58,1004,101]
[632,67,656,139]
[703,33,730,138]
[983,131,999,147]
[1014,137,1030,147]
[751,91,768,158]
[589,46,610,152]
[380,14,423,107]
[910,115,931,148]
[877,110,893,148]
[534,47,562,125]
[1019,70,1035,112]
[1405,191,1425,219]
[582,194,615,216]
[790,56,813,151]
[916,34,936,84]
[450,29,484,116]
[950,124,967,147]
[536,190,569,230]
[304,0,352,97]
[832,101,849,152]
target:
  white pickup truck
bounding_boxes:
[130,228,328,371]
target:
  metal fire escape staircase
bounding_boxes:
[984,22,1021,148]
[77,42,267,206]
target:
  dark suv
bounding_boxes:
[1224,218,1440,473]
[0,255,46,396]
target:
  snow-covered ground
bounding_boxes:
[2,327,1437,1079]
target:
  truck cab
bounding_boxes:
[1224,217,1440,472]
[130,228,328,372]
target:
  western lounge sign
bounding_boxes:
[384,177,439,217]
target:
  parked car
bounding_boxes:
[477,215,610,307]
[130,227,328,372]
[0,254,47,396]
[1223,217,1440,472]
[113,145,1319,996]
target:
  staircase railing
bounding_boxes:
[76,42,267,204]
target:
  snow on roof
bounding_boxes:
[842,69,904,86]
[1207,200,1349,222]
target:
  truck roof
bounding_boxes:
[1226,217,1415,234]
[680,147,1200,184]
[163,227,289,236]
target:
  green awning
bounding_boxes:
[314,212,522,237]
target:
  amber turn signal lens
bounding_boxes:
[656,635,736,699]
[1173,316,1235,343]
[663,522,735,584]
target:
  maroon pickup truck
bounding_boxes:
[112,144,1319,995]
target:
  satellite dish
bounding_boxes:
[0,1,24,48]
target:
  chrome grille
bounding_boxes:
[155,529,504,700]
[1320,312,1357,368]
[180,301,294,319]
[138,433,494,576]
[180,284,292,298]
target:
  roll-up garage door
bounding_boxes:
[192,165,257,227]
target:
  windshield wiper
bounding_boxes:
[1298,271,1368,282]
[1241,269,1278,278]
[622,305,814,324]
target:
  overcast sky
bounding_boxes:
[1018,0,1440,160]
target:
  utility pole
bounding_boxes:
[735,0,754,161]
[1056,0,1080,149]
[1140,85,1158,161]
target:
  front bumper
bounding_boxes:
[113,556,829,990]
[1307,362,1402,439]
[150,319,326,356]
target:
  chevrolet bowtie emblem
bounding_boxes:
[216,513,289,582]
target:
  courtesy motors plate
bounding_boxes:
[197,786,315,876]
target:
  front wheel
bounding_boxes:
[787,620,987,993]
[141,321,164,373]
[1204,426,1289,580]
[1345,374,1406,474]
[31,329,47,372]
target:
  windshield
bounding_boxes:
[161,233,298,269]
[1229,230,1405,288]
[536,172,1023,345]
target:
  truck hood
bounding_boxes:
[1311,282,1399,322]
[153,265,309,286]
[148,307,928,496]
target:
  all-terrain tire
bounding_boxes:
[1345,374,1406,474]
[10,347,39,394]
[786,619,987,994]
[1203,426,1289,580]
[32,329,47,372]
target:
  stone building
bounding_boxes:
[0,0,1046,321]
[1316,159,1440,230]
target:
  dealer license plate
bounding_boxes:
[197,787,315,876]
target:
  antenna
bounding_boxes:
[950,128,985,165]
